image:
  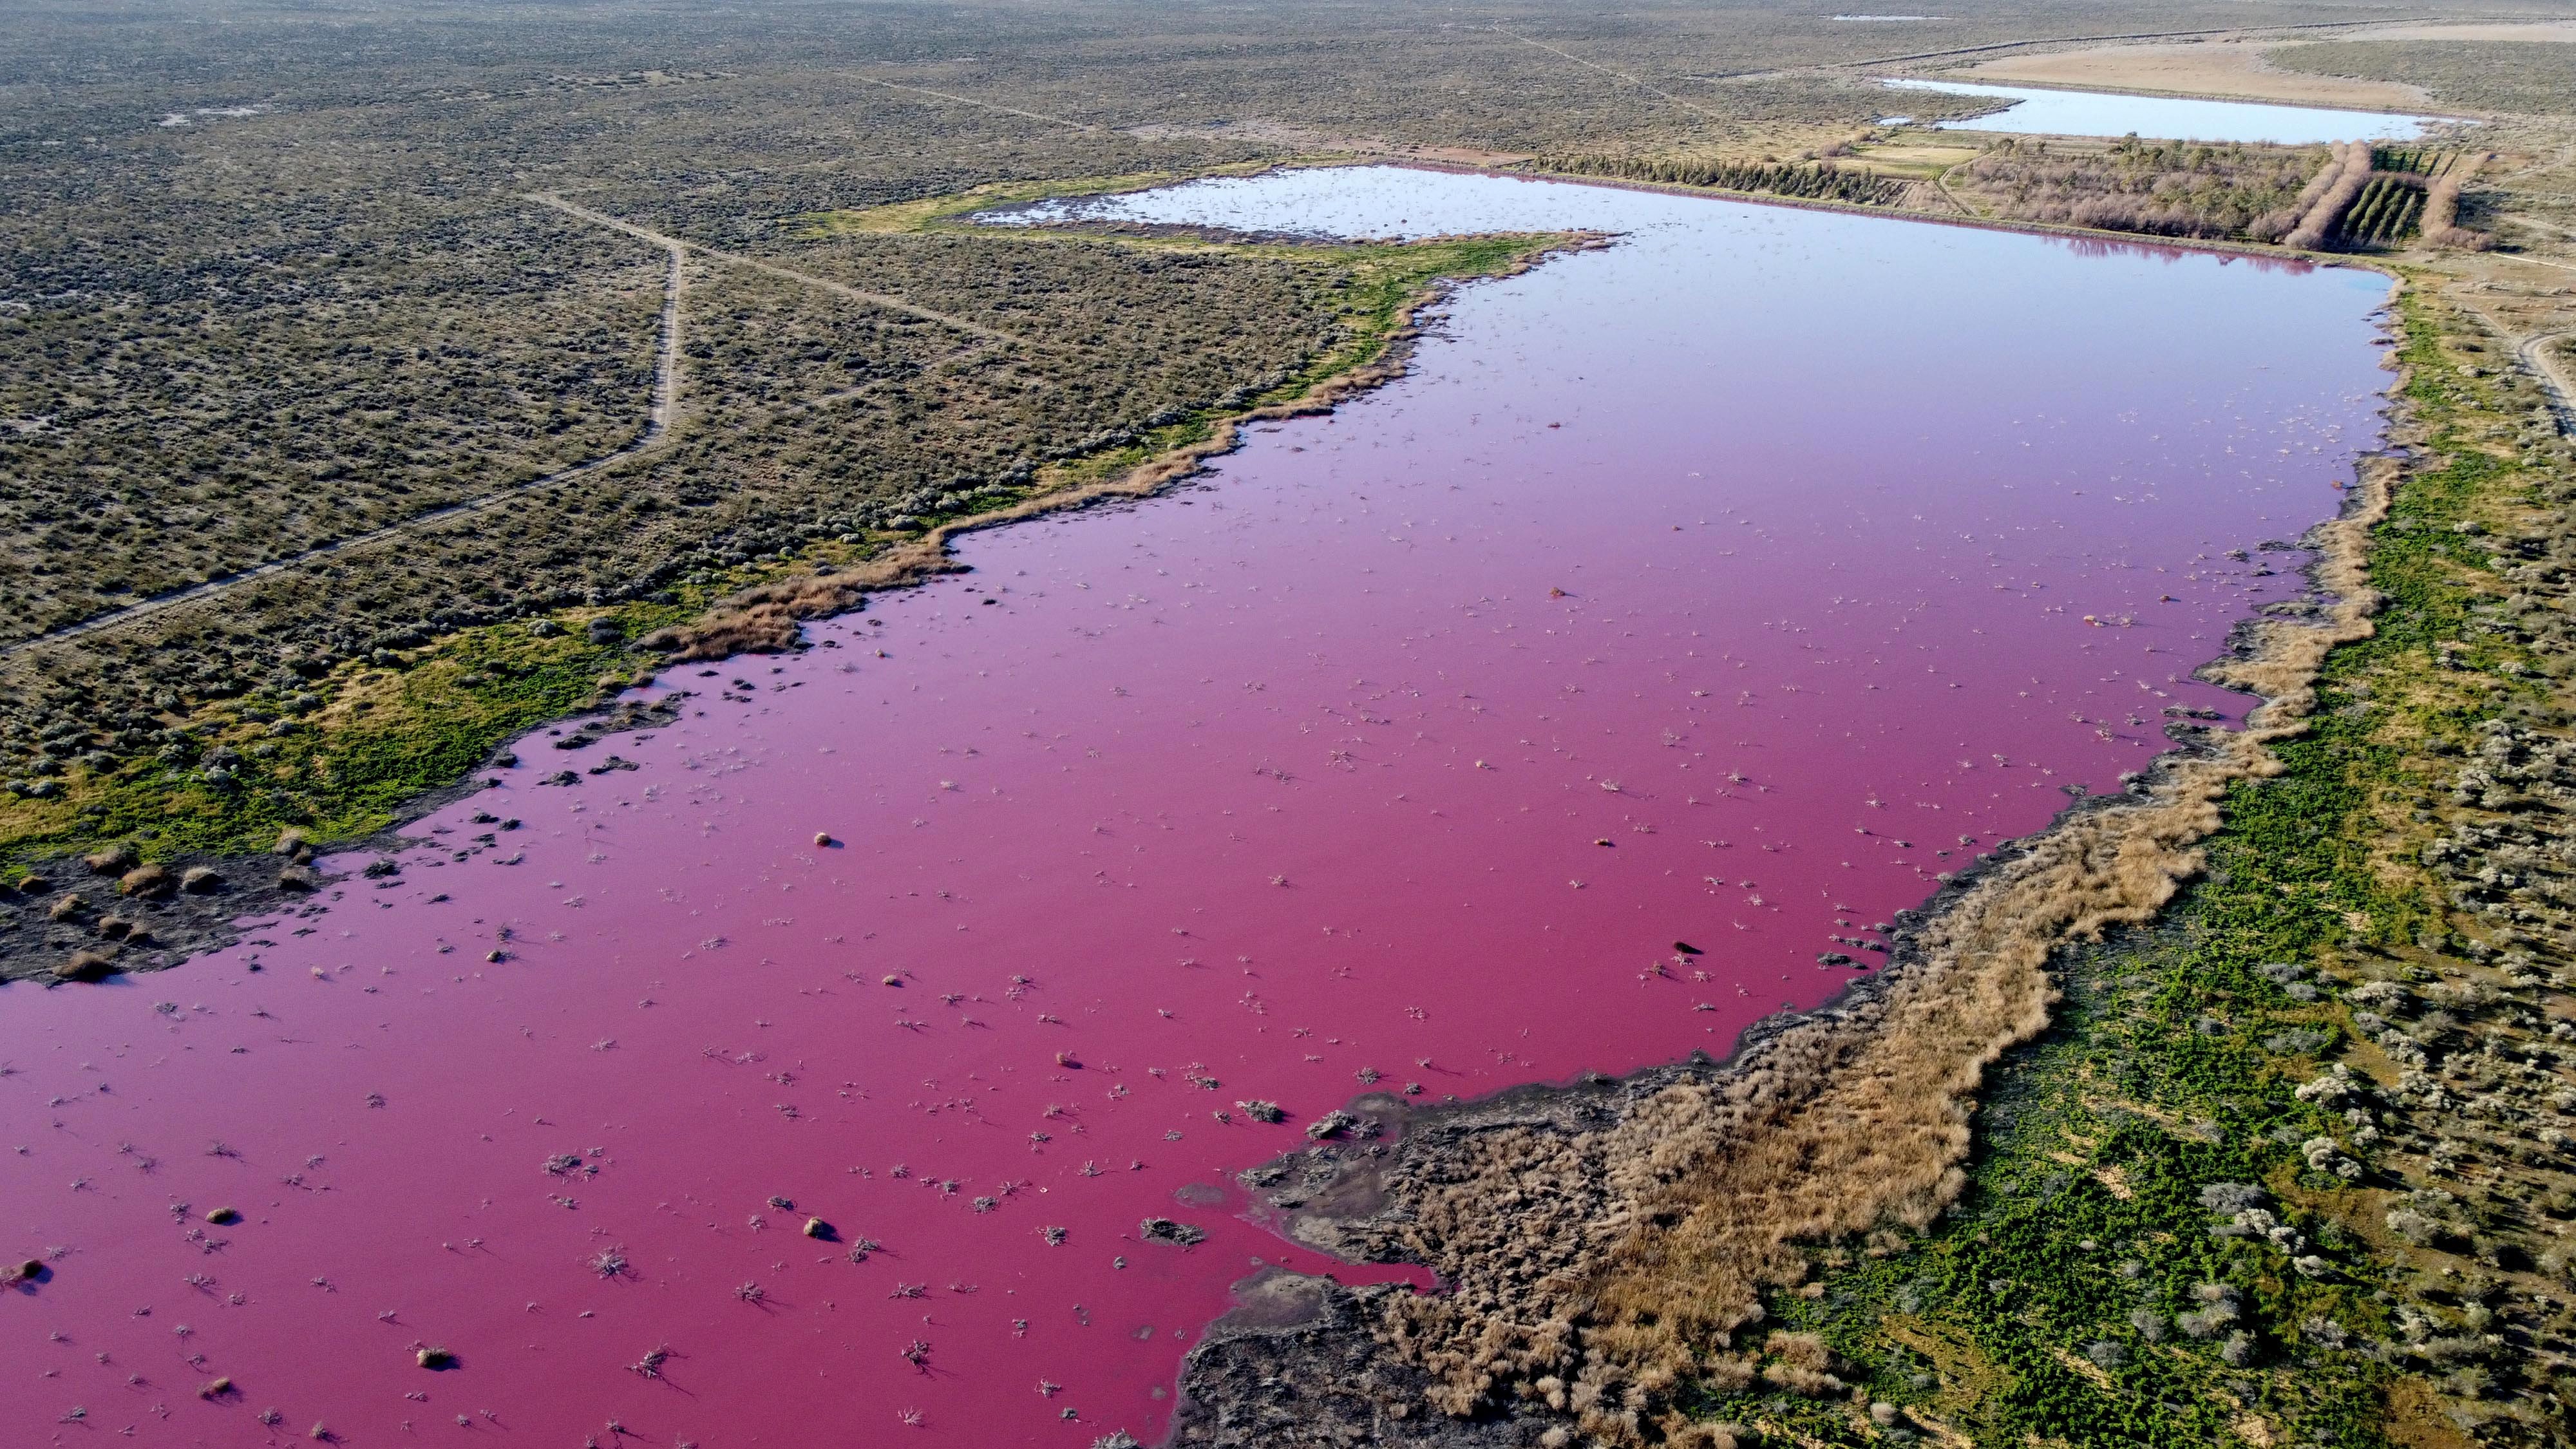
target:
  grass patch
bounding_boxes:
[3,619,651,873]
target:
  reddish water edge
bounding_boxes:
[4,169,2395,1447]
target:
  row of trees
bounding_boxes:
[1533,153,1908,207]
[2336,175,2426,249]
[2277,142,2374,249]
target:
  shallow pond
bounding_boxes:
[1883,77,2445,143]
[1,166,2393,1447]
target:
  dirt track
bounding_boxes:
[529,191,1039,347]
[0,234,688,659]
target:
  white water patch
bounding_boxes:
[155,104,270,128]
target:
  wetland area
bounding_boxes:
[4,165,2399,1446]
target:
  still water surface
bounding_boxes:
[1883,77,2443,143]
[4,167,2392,1448]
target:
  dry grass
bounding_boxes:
[1955,39,2434,111]
[1323,449,2402,1444]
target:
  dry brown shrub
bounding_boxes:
[2420,153,2492,250]
[1759,1361,1841,1396]
[117,863,173,899]
[54,948,116,981]
[2255,145,2353,243]
[1763,1331,1830,1373]
[2285,142,2374,250]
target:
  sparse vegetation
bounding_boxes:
[0,155,1559,931]
[1175,203,2576,1449]
[1953,135,2329,240]
[2275,39,2576,118]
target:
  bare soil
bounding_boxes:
[1957,39,2434,110]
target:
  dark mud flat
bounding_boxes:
[1175,1062,1737,1447]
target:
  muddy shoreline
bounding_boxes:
[0,696,685,985]
[1160,352,2410,1446]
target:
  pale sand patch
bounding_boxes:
[1854,142,1982,167]
[1960,40,2430,110]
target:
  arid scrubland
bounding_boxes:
[2273,40,2576,120]
[11,3,2576,1446]
[0,0,2448,876]
[1170,95,2576,1441]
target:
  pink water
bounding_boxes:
[5,169,2393,1448]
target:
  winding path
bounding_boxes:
[2519,328,2576,433]
[853,75,1101,135]
[3,184,1056,659]
[1,236,688,659]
